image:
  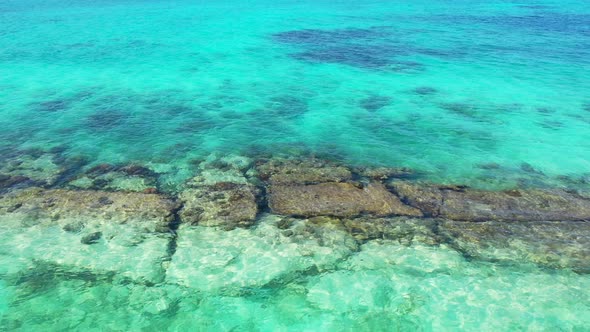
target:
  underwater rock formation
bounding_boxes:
[341,217,439,245]
[198,153,254,173]
[257,158,352,185]
[179,183,259,228]
[359,95,392,112]
[66,163,159,192]
[166,214,357,292]
[353,166,414,181]
[178,157,260,228]
[413,86,438,95]
[304,215,590,271]
[0,152,66,188]
[438,220,590,272]
[0,188,178,283]
[389,181,590,221]
[269,182,422,218]
[0,174,33,191]
[2,153,590,283]
[259,158,420,218]
[0,188,176,229]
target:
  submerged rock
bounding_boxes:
[198,153,253,173]
[310,214,590,272]
[0,153,66,188]
[0,188,178,283]
[80,231,103,245]
[66,163,159,192]
[269,182,422,218]
[178,164,260,228]
[342,217,439,245]
[166,214,357,292]
[438,220,590,272]
[257,158,352,185]
[0,188,177,230]
[359,95,392,112]
[0,174,33,191]
[389,181,590,221]
[413,86,438,95]
[354,166,414,181]
[259,157,421,218]
[179,183,259,228]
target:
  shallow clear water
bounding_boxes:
[2,217,590,331]
[1,0,590,330]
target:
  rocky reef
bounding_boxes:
[178,154,259,228]
[0,188,178,283]
[389,181,590,221]
[179,181,259,228]
[1,153,590,290]
[438,220,590,272]
[0,187,177,229]
[259,158,421,218]
[166,214,358,292]
[0,150,79,190]
[269,182,422,218]
[65,163,160,193]
[257,157,353,185]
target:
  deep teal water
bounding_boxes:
[1,0,590,330]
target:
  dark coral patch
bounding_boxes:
[359,95,392,112]
[267,95,308,118]
[86,109,128,130]
[273,27,439,70]
[477,162,501,170]
[86,163,117,177]
[520,162,544,175]
[80,231,103,245]
[440,102,479,118]
[537,107,555,114]
[292,44,389,68]
[291,44,423,70]
[119,164,158,178]
[0,174,32,191]
[273,28,385,45]
[272,25,467,70]
[34,100,70,112]
[413,87,438,95]
[540,120,563,130]
[31,91,94,113]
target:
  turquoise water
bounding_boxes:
[2,0,590,330]
[1,0,590,188]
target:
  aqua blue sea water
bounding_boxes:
[1,0,590,188]
[1,0,590,330]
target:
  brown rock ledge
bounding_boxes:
[0,188,178,283]
[256,158,352,185]
[177,162,260,228]
[0,187,177,231]
[438,220,590,272]
[178,182,259,228]
[268,182,422,218]
[389,181,590,221]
